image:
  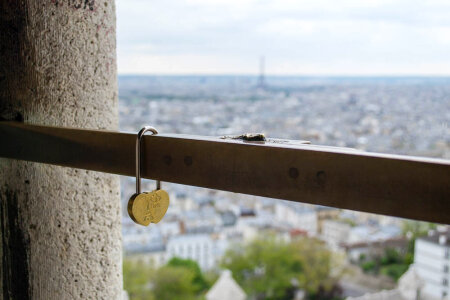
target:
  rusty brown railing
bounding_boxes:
[1,121,449,223]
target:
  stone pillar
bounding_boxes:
[0,1,122,299]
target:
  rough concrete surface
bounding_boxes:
[0,1,122,299]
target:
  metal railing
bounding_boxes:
[1,121,449,224]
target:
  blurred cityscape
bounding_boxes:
[119,75,450,300]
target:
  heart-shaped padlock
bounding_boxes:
[127,126,170,226]
[128,190,170,226]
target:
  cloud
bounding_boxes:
[117,0,450,75]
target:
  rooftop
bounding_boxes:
[206,270,246,300]
[418,226,450,246]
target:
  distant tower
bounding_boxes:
[257,56,266,88]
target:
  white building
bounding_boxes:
[322,221,402,250]
[166,234,227,270]
[275,201,317,236]
[122,219,166,254]
[158,221,182,237]
[181,208,222,234]
[321,219,352,249]
[170,192,198,212]
[126,247,167,269]
[414,228,450,299]
[347,225,401,245]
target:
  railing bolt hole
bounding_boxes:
[289,167,299,179]
[184,156,193,166]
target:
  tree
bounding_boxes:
[167,258,210,293]
[123,258,210,300]
[123,257,210,300]
[358,248,413,281]
[402,220,436,256]
[221,235,340,300]
[293,238,336,295]
[123,259,154,300]
[402,220,436,238]
[152,266,198,300]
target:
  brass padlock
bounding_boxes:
[127,126,170,226]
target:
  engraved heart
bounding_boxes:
[127,190,170,226]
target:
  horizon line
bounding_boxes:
[118,73,450,77]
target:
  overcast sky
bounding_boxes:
[116,0,450,75]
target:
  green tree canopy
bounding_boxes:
[152,266,198,300]
[123,259,154,300]
[123,257,211,300]
[402,220,436,240]
[221,235,339,300]
[167,257,210,293]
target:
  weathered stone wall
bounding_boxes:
[0,1,122,299]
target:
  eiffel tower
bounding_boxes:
[257,56,266,89]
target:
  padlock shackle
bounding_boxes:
[136,126,160,194]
